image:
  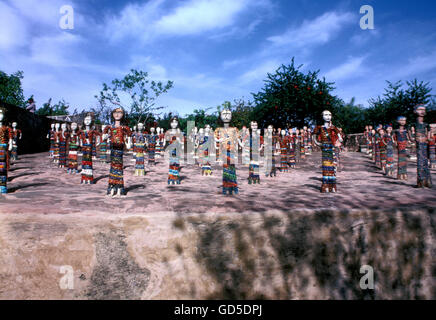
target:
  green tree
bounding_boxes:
[367,80,432,127]
[251,58,341,129]
[36,99,70,116]
[0,70,26,107]
[96,69,174,125]
[332,98,367,134]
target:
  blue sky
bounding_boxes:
[1,0,435,116]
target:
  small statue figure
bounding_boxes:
[103,107,132,196]
[147,127,158,166]
[10,122,22,162]
[214,109,241,195]
[132,122,146,176]
[384,125,395,177]
[409,126,417,161]
[53,123,61,164]
[288,129,296,169]
[47,123,56,158]
[429,124,436,169]
[0,108,13,194]
[278,129,290,172]
[393,117,411,180]
[80,114,98,184]
[67,122,80,174]
[414,104,432,188]
[312,110,343,193]
[56,123,68,168]
[99,125,109,163]
[198,126,213,176]
[378,127,387,175]
[165,117,183,185]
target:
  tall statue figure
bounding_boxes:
[103,107,132,196]
[248,121,263,184]
[47,123,56,158]
[10,122,22,162]
[393,117,411,180]
[132,122,146,176]
[414,104,432,188]
[67,122,80,174]
[80,114,98,184]
[385,125,395,177]
[165,117,183,185]
[264,125,277,177]
[0,108,13,194]
[429,124,436,169]
[56,123,68,168]
[312,110,343,193]
[214,109,240,195]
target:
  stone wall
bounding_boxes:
[0,102,52,154]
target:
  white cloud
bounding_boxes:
[267,11,355,48]
[0,2,28,50]
[324,56,367,81]
[239,60,280,84]
[105,0,271,43]
[393,50,436,80]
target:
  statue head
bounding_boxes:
[71,122,78,131]
[199,128,205,135]
[12,122,17,128]
[150,127,155,133]
[250,121,258,132]
[170,117,179,129]
[386,125,393,134]
[137,123,144,132]
[61,123,67,131]
[84,112,94,126]
[111,107,125,122]
[281,129,286,136]
[429,123,436,133]
[397,116,407,127]
[220,109,232,124]
[414,104,427,117]
[156,127,161,134]
[322,110,332,123]
[51,123,55,129]
[0,108,5,122]
[55,123,61,130]
[267,125,273,134]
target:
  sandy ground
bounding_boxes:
[0,151,435,214]
[0,151,435,300]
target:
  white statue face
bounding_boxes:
[0,112,3,122]
[170,119,178,129]
[113,109,124,121]
[205,127,210,134]
[322,111,332,122]
[267,126,273,134]
[199,128,204,134]
[415,106,426,117]
[281,129,286,136]
[156,127,161,133]
[137,123,144,131]
[51,123,55,129]
[150,127,155,133]
[194,127,198,133]
[220,110,232,123]
[55,123,60,129]
[71,122,78,130]
[251,122,258,131]
[12,122,17,128]
[303,126,307,131]
[61,123,67,131]
[84,116,92,126]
